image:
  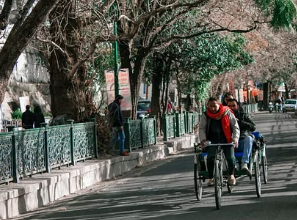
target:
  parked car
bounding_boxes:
[137,100,151,118]
[283,99,297,113]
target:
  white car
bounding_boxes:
[283,99,297,113]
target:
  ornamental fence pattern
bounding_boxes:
[0,120,97,184]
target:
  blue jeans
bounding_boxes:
[236,136,253,163]
[109,127,125,152]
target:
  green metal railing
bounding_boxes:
[0,133,13,184]
[193,112,200,126]
[0,120,97,184]
[242,103,258,114]
[163,111,202,141]
[180,113,186,136]
[188,112,194,133]
[175,113,185,137]
[124,116,157,152]
[163,114,176,141]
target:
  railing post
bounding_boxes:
[67,119,75,166]
[41,123,50,173]
[124,118,131,152]
[152,115,157,145]
[12,128,19,183]
[191,113,194,133]
[173,114,176,138]
[140,117,144,148]
[175,112,180,137]
[185,112,189,133]
[163,114,168,141]
[92,118,98,158]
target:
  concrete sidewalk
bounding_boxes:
[0,134,198,220]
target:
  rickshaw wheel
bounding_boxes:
[254,151,262,198]
[194,159,203,201]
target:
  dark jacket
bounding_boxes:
[108,100,123,127]
[234,110,256,140]
[34,112,45,128]
[22,110,34,129]
[33,106,45,128]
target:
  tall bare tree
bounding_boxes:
[0,0,61,103]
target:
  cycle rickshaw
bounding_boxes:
[193,131,267,209]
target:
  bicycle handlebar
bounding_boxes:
[204,143,235,148]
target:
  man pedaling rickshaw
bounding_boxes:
[199,97,240,186]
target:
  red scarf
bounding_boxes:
[206,104,232,143]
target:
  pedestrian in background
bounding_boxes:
[22,105,34,129]
[108,95,129,156]
[33,105,45,128]
[167,97,175,113]
[222,92,233,106]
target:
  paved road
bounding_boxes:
[17,111,297,220]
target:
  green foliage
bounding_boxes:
[177,33,253,100]
[272,0,297,28]
[11,108,22,119]
[255,0,297,29]
[145,33,253,101]
[254,0,274,10]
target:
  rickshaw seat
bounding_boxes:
[202,152,244,158]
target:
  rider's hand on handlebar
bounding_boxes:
[200,139,207,149]
[232,139,238,148]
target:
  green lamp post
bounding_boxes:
[113,5,119,97]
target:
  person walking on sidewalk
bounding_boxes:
[22,105,34,129]
[227,98,256,175]
[108,95,129,156]
[199,97,240,186]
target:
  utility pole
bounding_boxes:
[114,5,119,97]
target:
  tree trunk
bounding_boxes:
[176,73,182,111]
[186,94,192,111]
[285,83,289,99]
[0,0,60,103]
[119,41,149,119]
[151,71,163,135]
[214,73,228,100]
[118,39,133,118]
[0,0,13,30]
[49,0,92,121]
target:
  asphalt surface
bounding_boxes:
[16,111,297,220]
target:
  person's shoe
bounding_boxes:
[207,178,214,187]
[228,175,236,185]
[241,163,251,175]
[120,151,129,156]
